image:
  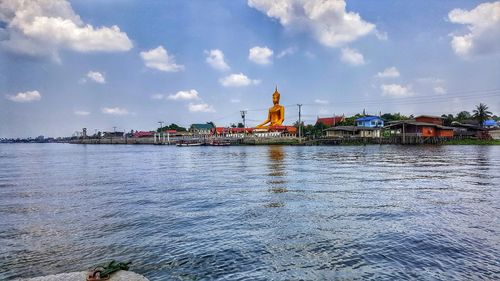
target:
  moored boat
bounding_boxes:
[176,141,202,147]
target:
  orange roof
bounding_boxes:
[316,116,344,126]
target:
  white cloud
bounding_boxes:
[248,0,376,47]
[188,103,215,113]
[434,86,447,94]
[249,46,274,64]
[314,99,329,105]
[84,71,106,84]
[318,108,330,115]
[277,46,297,58]
[230,98,241,103]
[0,0,132,59]
[74,110,90,116]
[101,107,129,115]
[380,84,414,97]
[168,89,200,101]
[416,77,445,84]
[6,90,41,102]
[205,49,230,71]
[340,47,365,65]
[219,73,261,87]
[140,46,184,72]
[151,94,165,100]
[448,2,500,57]
[304,51,316,59]
[376,67,400,78]
[375,30,388,41]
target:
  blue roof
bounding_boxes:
[356,116,383,122]
[483,120,497,126]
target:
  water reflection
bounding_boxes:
[266,146,287,207]
[267,146,285,177]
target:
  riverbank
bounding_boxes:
[438,139,500,145]
[62,137,500,146]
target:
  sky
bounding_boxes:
[1,0,500,137]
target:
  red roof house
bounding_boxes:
[316,116,345,127]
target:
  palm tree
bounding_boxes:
[473,103,492,127]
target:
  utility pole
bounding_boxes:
[158,121,164,144]
[240,110,247,135]
[297,104,303,140]
[111,127,116,144]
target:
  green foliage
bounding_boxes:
[473,103,492,127]
[456,111,471,121]
[336,114,362,126]
[441,114,454,126]
[381,113,409,122]
[158,123,187,132]
[296,121,326,138]
[237,122,244,128]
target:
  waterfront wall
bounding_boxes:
[70,136,301,145]
[70,136,496,146]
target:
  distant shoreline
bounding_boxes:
[3,139,499,146]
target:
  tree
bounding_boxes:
[336,114,361,126]
[237,122,244,128]
[381,113,409,122]
[158,123,187,132]
[473,103,492,127]
[441,114,454,126]
[456,111,471,121]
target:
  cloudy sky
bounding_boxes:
[1,0,500,137]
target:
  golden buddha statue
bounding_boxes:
[256,86,285,128]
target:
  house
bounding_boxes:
[212,127,254,137]
[450,121,486,138]
[103,131,124,138]
[190,123,215,135]
[483,120,498,128]
[356,116,384,127]
[316,116,345,127]
[385,116,454,138]
[414,115,444,125]
[133,131,155,138]
[324,126,381,138]
[489,129,500,140]
[358,127,382,138]
[324,126,357,138]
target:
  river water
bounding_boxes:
[0,144,499,280]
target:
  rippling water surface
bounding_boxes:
[0,144,499,280]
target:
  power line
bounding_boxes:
[208,87,500,123]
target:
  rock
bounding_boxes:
[19,271,149,281]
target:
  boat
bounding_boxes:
[208,140,231,146]
[176,141,202,147]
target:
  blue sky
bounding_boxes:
[1,0,499,137]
